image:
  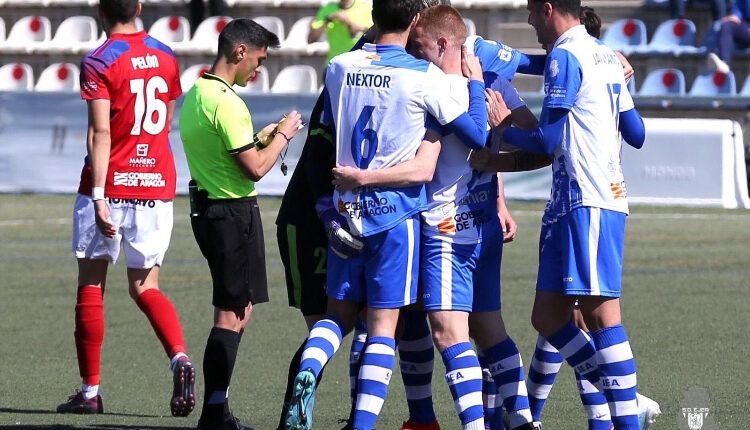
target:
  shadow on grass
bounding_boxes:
[0,408,163,419]
[0,408,192,429]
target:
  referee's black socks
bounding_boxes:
[201,327,241,423]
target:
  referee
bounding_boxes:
[179,19,302,430]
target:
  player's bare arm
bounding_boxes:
[87,99,116,238]
[496,174,517,242]
[332,131,442,190]
[234,111,303,181]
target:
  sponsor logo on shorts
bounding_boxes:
[113,171,165,188]
[109,198,157,208]
[563,276,574,283]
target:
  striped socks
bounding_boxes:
[441,342,485,430]
[352,336,397,430]
[299,318,344,378]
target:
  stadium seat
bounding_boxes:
[0,17,5,43]
[638,19,699,54]
[235,65,270,93]
[35,63,80,92]
[638,68,686,96]
[271,65,318,93]
[601,19,647,55]
[740,75,750,96]
[463,18,476,36]
[2,15,52,53]
[149,16,191,47]
[180,64,211,93]
[689,70,736,96]
[0,63,34,91]
[43,16,99,54]
[253,16,285,41]
[281,16,328,55]
[189,16,232,54]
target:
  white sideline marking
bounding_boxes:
[510,210,749,221]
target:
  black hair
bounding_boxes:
[580,6,601,38]
[217,18,281,59]
[372,0,423,33]
[99,0,139,25]
[529,0,581,17]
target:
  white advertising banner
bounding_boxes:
[0,93,748,208]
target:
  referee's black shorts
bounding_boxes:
[276,217,328,316]
[191,197,269,309]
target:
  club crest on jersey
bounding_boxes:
[549,59,560,78]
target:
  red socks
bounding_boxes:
[136,288,187,358]
[75,285,105,385]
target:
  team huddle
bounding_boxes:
[60,0,660,429]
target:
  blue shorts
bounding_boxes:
[472,220,503,312]
[422,217,503,312]
[327,215,420,309]
[537,207,626,298]
[420,237,478,312]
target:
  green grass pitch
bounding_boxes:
[0,195,748,429]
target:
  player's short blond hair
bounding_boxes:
[415,5,467,47]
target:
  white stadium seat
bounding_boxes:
[0,17,6,43]
[189,16,232,54]
[2,15,52,53]
[463,18,476,36]
[149,15,191,47]
[637,19,699,54]
[35,63,80,92]
[180,64,211,93]
[271,65,318,94]
[0,63,34,91]
[689,70,736,96]
[44,16,99,54]
[601,19,647,55]
[253,16,285,41]
[638,68,686,96]
[235,65,270,93]
[281,16,328,55]
[740,75,750,96]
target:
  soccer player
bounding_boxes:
[500,1,646,429]
[179,19,303,430]
[284,0,489,428]
[59,0,195,417]
[334,7,548,430]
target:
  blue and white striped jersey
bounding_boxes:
[325,43,469,237]
[541,25,635,224]
[422,75,526,244]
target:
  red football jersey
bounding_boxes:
[79,31,181,199]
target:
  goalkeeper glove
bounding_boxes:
[320,209,364,259]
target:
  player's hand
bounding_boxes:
[332,164,366,190]
[94,199,116,238]
[614,51,634,83]
[257,122,278,148]
[498,204,517,243]
[722,14,741,24]
[486,89,512,128]
[277,110,303,141]
[320,208,365,259]
[461,46,484,82]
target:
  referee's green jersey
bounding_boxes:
[179,73,257,199]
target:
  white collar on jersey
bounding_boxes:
[551,24,588,51]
